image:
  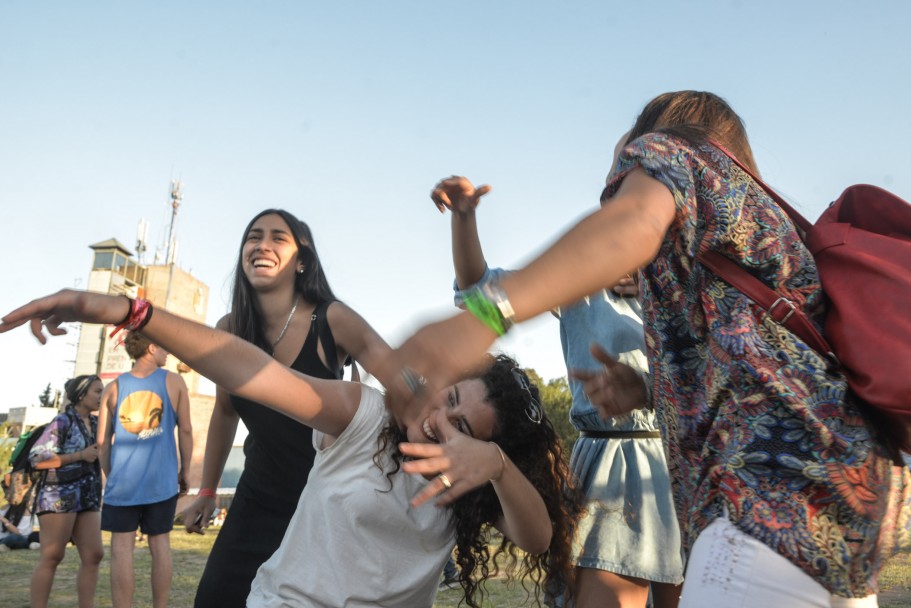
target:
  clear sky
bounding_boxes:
[1,1,909,410]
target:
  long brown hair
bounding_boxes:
[228,209,338,350]
[626,90,759,174]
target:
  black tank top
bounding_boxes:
[229,300,341,514]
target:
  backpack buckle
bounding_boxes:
[765,297,797,325]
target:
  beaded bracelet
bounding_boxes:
[463,282,516,337]
[109,297,154,338]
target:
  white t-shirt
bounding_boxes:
[247,386,455,608]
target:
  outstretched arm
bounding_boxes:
[1,292,361,439]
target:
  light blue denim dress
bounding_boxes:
[456,268,684,584]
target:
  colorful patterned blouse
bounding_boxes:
[29,406,101,514]
[606,132,911,597]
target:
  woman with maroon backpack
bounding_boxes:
[388,91,911,606]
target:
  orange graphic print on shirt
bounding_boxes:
[119,391,164,439]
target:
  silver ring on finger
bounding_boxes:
[438,473,452,490]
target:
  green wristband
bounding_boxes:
[463,282,515,337]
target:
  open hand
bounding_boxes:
[431,176,492,215]
[0,289,128,344]
[570,343,648,418]
[399,409,503,508]
[382,312,497,429]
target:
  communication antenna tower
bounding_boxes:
[136,218,149,265]
[165,180,182,265]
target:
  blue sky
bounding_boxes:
[1,1,909,410]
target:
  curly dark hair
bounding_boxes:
[375,354,585,607]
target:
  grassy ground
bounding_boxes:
[0,530,907,607]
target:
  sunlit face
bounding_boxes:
[77,380,104,413]
[242,213,303,291]
[404,379,499,445]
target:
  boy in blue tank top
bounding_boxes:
[99,332,192,608]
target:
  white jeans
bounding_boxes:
[679,517,878,608]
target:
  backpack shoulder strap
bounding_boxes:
[697,142,836,362]
[698,251,834,359]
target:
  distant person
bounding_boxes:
[180,209,392,607]
[0,501,40,552]
[98,332,192,608]
[212,507,227,527]
[28,374,104,608]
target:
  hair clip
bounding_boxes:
[511,368,543,424]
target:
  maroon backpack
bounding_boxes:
[698,145,911,454]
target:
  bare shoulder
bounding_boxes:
[166,370,190,393]
[326,301,373,333]
[215,313,232,331]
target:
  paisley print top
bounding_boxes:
[606,132,910,597]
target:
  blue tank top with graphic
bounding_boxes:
[103,368,179,505]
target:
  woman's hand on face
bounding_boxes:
[0,289,129,344]
[431,176,492,215]
[570,343,648,418]
[382,312,498,428]
[399,410,502,508]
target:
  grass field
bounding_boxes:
[0,530,907,607]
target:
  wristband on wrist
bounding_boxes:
[198,488,216,498]
[109,297,154,338]
[463,282,515,337]
[488,442,507,482]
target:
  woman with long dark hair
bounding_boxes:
[180,209,391,606]
[1,291,584,607]
[28,374,104,608]
[386,91,911,606]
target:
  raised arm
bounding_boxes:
[434,180,492,289]
[1,292,362,439]
[386,170,676,405]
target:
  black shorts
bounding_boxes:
[101,494,178,536]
